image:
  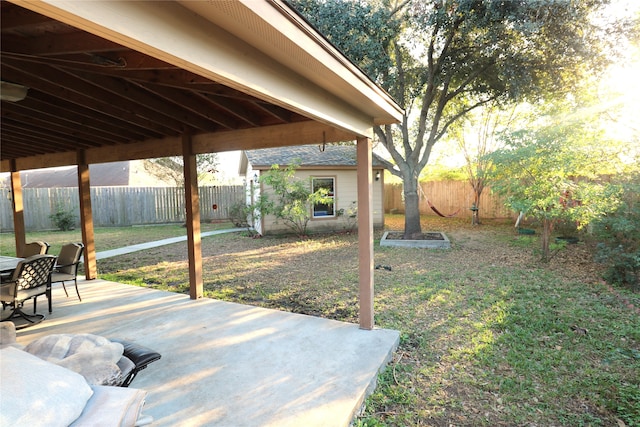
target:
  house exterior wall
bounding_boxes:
[252,168,383,235]
[244,165,263,235]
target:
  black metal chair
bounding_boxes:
[0,255,57,329]
[21,241,50,257]
[51,243,85,301]
[110,338,162,387]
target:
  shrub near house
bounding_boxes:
[240,145,385,235]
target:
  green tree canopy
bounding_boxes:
[145,153,219,186]
[292,0,637,237]
[257,163,334,236]
[487,105,626,261]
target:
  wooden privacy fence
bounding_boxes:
[0,185,245,231]
[384,181,514,219]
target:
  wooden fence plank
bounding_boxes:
[1,181,512,232]
[0,185,244,231]
[384,181,514,219]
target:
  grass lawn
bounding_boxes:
[4,216,639,425]
[0,221,234,258]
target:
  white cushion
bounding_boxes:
[24,333,124,386]
[69,386,148,427]
[0,346,93,427]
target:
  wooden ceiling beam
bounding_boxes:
[7,31,123,56]
[1,61,180,135]
[0,6,53,30]
[1,133,69,157]
[11,97,152,142]
[83,137,183,165]
[0,50,176,71]
[2,119,99,150]
[1,120,355,173]
[30,92,164,140]
[197,92,263,127]
[192,120,356,154]
[65,68,225,133]
[133,81,238,130]
[53,67,197,133]
[1,151,77,172]
[252,101,294,123]
[0,133,45,157]
[1,105,125,146]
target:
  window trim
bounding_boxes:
[311,176,336,219]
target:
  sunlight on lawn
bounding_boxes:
[49,217,639,426]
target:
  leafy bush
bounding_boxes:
[487,120,621,262]
[49,206,76,231]
[258,163,333,237]
[228,200,261,237]
[229,201,250,228]
[593,173,640,291]
[337,201,358,233]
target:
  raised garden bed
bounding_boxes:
[380,231,451,249]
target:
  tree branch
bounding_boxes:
[434,96,498,144]
[445,60,496,102]
[375,125,406,175]
[415,17,462,166]
[388,0,412,18]
[376,156,402,178]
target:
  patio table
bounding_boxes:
[0,256,24,275]
[1,256,24,321]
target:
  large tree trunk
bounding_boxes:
[403,172,422,238]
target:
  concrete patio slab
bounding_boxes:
[13,279,399,427]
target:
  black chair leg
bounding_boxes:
[74,279,82,302]
[61,281,69,297]
[4,307,45,330]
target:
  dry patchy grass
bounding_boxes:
[98,215,639,426]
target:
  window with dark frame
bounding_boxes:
[312,177,335,218]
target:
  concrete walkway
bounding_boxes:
[94,228,247,260]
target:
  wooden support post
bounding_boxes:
[77,151,97,279]
[357,136,374,330]
[9,163,26,257]
[183,133,203,299]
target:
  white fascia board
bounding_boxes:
[181,0,403,125]
[13,0,380,137]
[257,0,403,124]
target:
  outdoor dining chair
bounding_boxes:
[51,243,85,301]
[0,254,57,329]
[21,241,50,258]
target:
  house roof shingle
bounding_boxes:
[1,161,175,188]
[244,145,385,169]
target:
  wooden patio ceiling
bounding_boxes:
[0,2,313,167]
[0,0,403,330]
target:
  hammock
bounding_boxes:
[427,198,461,218]
[418,185,461,218]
